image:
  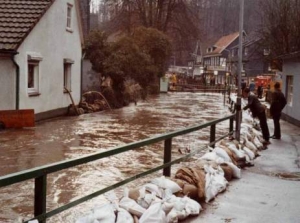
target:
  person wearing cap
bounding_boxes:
[242,87,270,146]
[270,82,287,139]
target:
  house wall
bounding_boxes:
[14,0,82,115]
[82,59,101,93]
[282,60,300,126]
[0,59,16,110]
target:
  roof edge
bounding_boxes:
[0,49,18,57]
[75,0,85,47]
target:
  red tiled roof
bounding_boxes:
[206,32,239,56]
[0,0,54,51]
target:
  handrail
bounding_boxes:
[0,114,236,223]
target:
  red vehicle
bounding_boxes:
[254,75,272,88]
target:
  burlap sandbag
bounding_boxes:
[128,188,141,201]
[220,163,233,181]
[175,166,206,201]
[175,167,198,186]
[218,145,237,166]
[191,167,206,201]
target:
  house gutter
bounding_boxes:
[0,50,19,110]
[11,54,20,110]
[81,51,86,102]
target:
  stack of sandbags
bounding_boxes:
[126,176,202,223]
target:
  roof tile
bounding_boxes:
[0,0,54,51]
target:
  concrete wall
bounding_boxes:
[0,59,16,110]
[82,59,101,93]
[13,0,82,114]
[282,60,300,124]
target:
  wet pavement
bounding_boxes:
[0,92,231,222]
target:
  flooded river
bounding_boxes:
[0,92,231,222]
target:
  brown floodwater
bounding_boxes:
[0,92,231,222]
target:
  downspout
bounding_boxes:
[81,51,86,102]
[11,54,20,110]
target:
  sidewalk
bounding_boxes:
[184,119,300,223]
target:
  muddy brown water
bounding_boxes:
[0,92,231,222]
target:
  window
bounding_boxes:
[220,57,226,67]
[66,3,73,30]
[63,59,73,92]
[286,75,293,106]
[263,48,270,56]
[27,53,42,96]
[28,62,39,91]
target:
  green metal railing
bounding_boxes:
[0,114,235,223]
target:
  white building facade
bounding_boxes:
[281,52,300,127]
[0,0,83,120]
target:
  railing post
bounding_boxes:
[210,124,216,148]
[230,116,234,133]
[34,175,47,223]
[163,138,172,177]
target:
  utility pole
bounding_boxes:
[235,0,244,142]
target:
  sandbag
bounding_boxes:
[175,167,206,200]
[128,187,141,201]
[225,162,241,179]
[86,204,116,223]
[151,176,182,194]
[204,165,228,203]
[116,208,134,223]
[144,183,164,198]
[220,163,233,181]
[242,146,255,160]
[214,147,232,163]
[139,202,167,223]
[119,196,146,217]
[137,187,160,209]
[218,146,237,165]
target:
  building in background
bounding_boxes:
[203,32,245,85]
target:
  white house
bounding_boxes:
[280,51,300,127]
[0,0,84,121]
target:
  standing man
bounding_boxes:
[257,83,263,99]
[242,87,270,146]
[270,82,287,139]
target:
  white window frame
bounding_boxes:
[27,54,42,96]
[220,57,226,67]
[286,75,293,106]
[63,59,73,92]
[66,3,73,32]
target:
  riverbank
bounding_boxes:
[184,119,300,223]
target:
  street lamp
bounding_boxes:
[235,0,244,142]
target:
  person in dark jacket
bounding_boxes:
[242,87,270,146]
[270,82,287,139]
[257,84,263,99]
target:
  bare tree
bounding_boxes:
[259,0,300,57]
